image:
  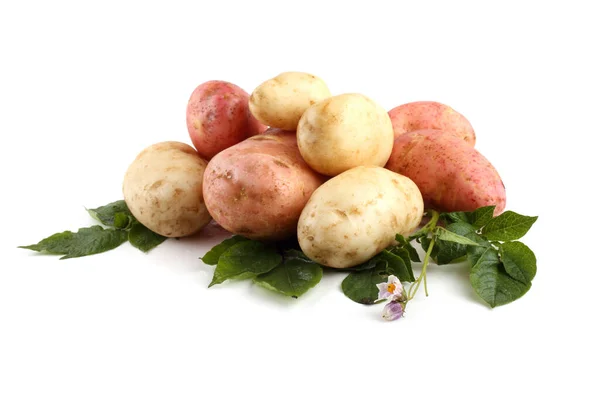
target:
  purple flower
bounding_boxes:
[376,275,406,301]
[382,301,406,321]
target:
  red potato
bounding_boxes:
[203,131,326,241]
[388,101,476,146]
[186,80,267,160]
[385,129,505,215]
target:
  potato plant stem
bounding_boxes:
[408,210,439,300]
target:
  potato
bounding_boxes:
[297,93,394,177]
[298,166,423,268]
[123,141,211,237]
[249,72,331,130]
[203,131,326,241]
[262,127,295,136]
[388,101,476,146]
[186,80,266,160]
[385,129,505,214]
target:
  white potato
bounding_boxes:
[297,166,424,268]
[249,72,331,130]
[123,141,211,237]
[297,93,394,176]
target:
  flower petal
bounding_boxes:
[393,284,406,301]
[376,282,391,300]
[382,301,405,321]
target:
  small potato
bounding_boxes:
[249,72,331,130]
[385,129,505,214]
[298,166,424,269]
[186,80,266,160]
[297,93,394,176]
[203,131,326,241]
[123,141,211,237]
[388,101,476,146]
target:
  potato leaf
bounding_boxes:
[342,265,388,305]
[466,206,496,230]
[87,200,133,230]
[19,226,128,259]
[441,206,495,230]
[441,211,469,224]
[379,250,415,282]
[395,234,421,262]
[200,235,250,265]
[128,222,167,253]
[343,256,387,272]
[209,241,282,287]
[482,211,538,241]
[435,226,482,246]
[254,250,323,298]
[423,222,478,265]
[499,241,537,283]
[469,246,531,308]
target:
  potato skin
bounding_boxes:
[123,141,212,237]
[186,80,266,160]
[388,101,476,146]
[203,131,326,241]
[297,93,394,177]
[385,129,505,214]
[249,72,331,130]
[298,166,424,269]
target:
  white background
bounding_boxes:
[1,1,598,399]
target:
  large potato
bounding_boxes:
[203,131,326,241]
[249,72,331,130]
[385,129,505,214]
[186,80,266,160]
[298,166,424,268]
[388,101,476,146]
[123,142,212,237]
[297,93,394,176]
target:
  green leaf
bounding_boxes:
[254,250,323,298]
[112,212,131,230]
[209,241,282,287]
[482,211,538,241]
[466,206,496,230]
[420,236,434,255]
[342,264,388,305]
[280,248,313,262]
[343,256,386,272]
[87,200,134,230]
[435,226,482,246]
[465,232,493,264]
[469,247,531,307]
[395,234,420,262]
[441,206,495,230]
[380,250,415,282]
[499,241,537,283]
[441,211,469,224]
[128,223,167,253]
[200,235,250,265]
[19,226,128,259]
[433,222,477,265]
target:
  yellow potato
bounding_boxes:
[123,142,211,237]
[297,93,394,176]
[297,166,424,268]
[249,72,331,130]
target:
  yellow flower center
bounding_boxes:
[387,283,396,293]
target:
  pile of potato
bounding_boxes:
[122,72,506,268]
